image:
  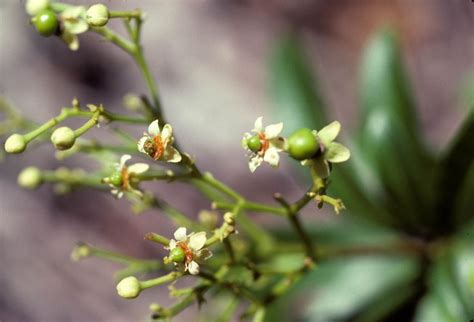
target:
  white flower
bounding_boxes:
[59,6,89,51]
[166,227,212,275]
[242,116,286,172]
[137,120,181,163]
[105,154,149,198]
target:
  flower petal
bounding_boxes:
[61,30,79,51]
[187,261,200,275]
[168,239,177,250]
[188,232,207,251]
[263,147,280,167]
[148,120,160,136]
[119,154,131,168]
[269,137,287,151]
[161,124,173,143]
[241,133,251,149]
[317,121,341,146]
[174,227,187,241]
[326,142,351,163]
[137,137,148,153]
[264,122,283,139]
[128,163,149,174]
[164,146,182,163]
[196,248,213,261]
[64,20,88,35]
[249,156,262,173]
[253,116,263,132]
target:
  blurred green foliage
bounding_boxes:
[266,30,474,321]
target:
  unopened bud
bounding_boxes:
[116,276,141,299]
[51,127,76,150]
[4,134,27,153]
[86,4,109,27]
[18,167,42,189]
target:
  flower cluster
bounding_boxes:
[164,227,212,275]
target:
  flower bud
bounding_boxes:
[198,210,218,229]
[26,0,50,16]
[70,243,91,261]
[288,128,319,160]
[86,4,109,27]
[51,127,76,150]
[116,276,141,299]
[4,134,27,153]
[18,167,42,190]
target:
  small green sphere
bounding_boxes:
[288,128,319,160]
[246,135,262,153]
[33,9,58,37]
[108,171,123,187]
[4,134,27,154]
[169,247,185,263]
[51,126,76,150]
[116,276,141,299]
[18,167,42,190]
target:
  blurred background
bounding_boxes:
[1,0,473,321]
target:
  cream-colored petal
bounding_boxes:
[148,120,160,136]
[196,248,213,261]
[164,146,182,163]
[249,156,262,173]
[168,239,177,250]
[187,261,200,275]
[317,121,341,146]
[263,147,280,167]
[326,142,351,163]
[269,137,287,151]
[61,31,79,51]
[264,122,283,139]
[137,137,148,153]
[188,232,206,251]
[254,116,263,132]
[241,133,251,149]
[128,163,149,174]
[161,124,173,143]
[174,227,187,241]
[119,154,131,168]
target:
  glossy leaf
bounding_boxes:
[358,30,434,231]
[265,255,419,322]
[268,33,327,134]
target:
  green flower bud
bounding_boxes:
[32,9,58,37]
[26,0,50,16]
[70,243,91,261]
[288,128,319,160]
[246,135,262,153]
[18,167,42,190]
[116,276,141,299]
[4,134,27,153]
[86,4,109,27]
[51,127,76,150]
[169,247,185,263]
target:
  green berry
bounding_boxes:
[108,171,123,187]
[169,247,185,263]
[288,128,319,160]
[51,126,76,150]
[246,135,262,153]
[33,9,58,37]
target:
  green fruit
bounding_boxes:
[247,135,262,153]
[170,247,185,263]
[288,128,319,160]
[108,171,123,187]
[33,9,58,37]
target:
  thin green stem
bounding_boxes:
[140,271,183,290]
[109,10,142,19]
[144,232,170,246]
[91,27,136,55]
[74,111,100,137]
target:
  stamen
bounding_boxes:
[153,135,165,160]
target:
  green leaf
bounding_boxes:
[266,255,420,321]
[435,109,474,232]
[416,241,474,322]
[358,29,434,231]
[268,33,327,134]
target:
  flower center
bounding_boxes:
[258,132,270,155]
[177,241,194,264]
[121,166,130,190]
[152,135,165,160]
